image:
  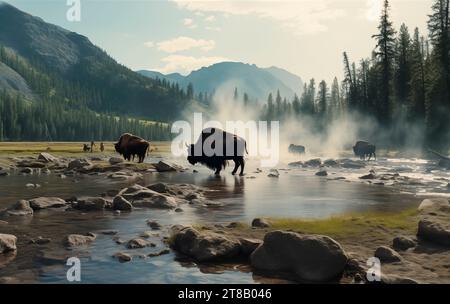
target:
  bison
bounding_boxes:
[114,133,150,163]
[187,128,248,176]
[353,141,376,161]
[288,144,306,155]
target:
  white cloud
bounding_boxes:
[155,54,232,74]
[157,36,216,53]
[366,0,382,22]
[171,0,345,35]
[143,41,155,48]
[183,18,197,28]
[205,15,216,22]
[206,26,221,32]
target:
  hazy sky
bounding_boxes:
[4,0,433,83]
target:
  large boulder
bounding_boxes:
[250,231,348,282]
[29,197,67,210]
[120,188,178,209]
[74,197,111,211]
[418,198,450,213]
[64,233,96,247]
[171,227,241,262]
[304,159,322,167]
[374,246,402,263]
[38,152,58,163]
[127,238,155,249]
[417,219,450,246]
[0,234,17,253]
[112,196,132,211]
[251,218,271,228]
[154,161,182,172]
[392,236,416,251]
[6,200,33,216]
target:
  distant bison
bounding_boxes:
[353,141,376,161]
[288,144,306,155]
[187,128,248,176]
[114,133,150,163]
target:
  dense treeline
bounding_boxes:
[257,0,450,149]
[0,47,171,141]
[0,90,171,141]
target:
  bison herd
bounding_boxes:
[105,131,376,176]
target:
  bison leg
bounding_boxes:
[214,168,221,175]
[239,158,245,176]
[231,159,240,175]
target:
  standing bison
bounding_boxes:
[353,141,376,161]
[114,133,150,163]
[187,128,248,176]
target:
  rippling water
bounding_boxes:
[0,156,446,283]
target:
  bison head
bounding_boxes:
[187,144,198,165]
[114,142,121,154]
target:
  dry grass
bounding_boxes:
[0,141,171,156]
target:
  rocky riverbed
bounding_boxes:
[0,152,449,283]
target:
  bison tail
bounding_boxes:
[146,143,150,157]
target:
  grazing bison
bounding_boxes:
[187,128,248,176]
[114,133,150,163]
[288,144,306,155]
[353,141,376,161]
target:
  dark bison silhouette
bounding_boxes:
[288,144,306,155]
[353,141,376,161]
[187,128,248,176]
[114,133,150,163]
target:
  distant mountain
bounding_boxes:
[138,62,303,102]
[0,2,197,122]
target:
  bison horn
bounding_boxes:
[185,142,189,148]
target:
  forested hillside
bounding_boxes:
[0,3,197,141]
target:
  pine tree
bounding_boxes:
[372,0,396,123]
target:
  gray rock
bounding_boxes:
[41,168,51,175]
[267,169,279,178]
[305,158,322,167]
[20,167,33,174]
[6,200,33,216]
[113,252,132,262]
[374,246,402,262]
[418,198,450,212]
[417,219,450,246]
[154,161,181,172]
[324,159,339,167]
[252,218,271,228]
[29,197,67,210]
[74,197,110,211]
[148,249,170,257]
[109,157,124,165]
[288,161,304,167]
[17,161,46,168]
[38,152,58,163]
[250,231,348,282]
[29,236,51,245]
[392,236,416,251]
[0,170,9,177]
[68,159,92,171]
[0,234,17,253]
[121,188,178,209]
[127,238,155,249]
[315,170,328,176]
[171,227,241,262]
[64,233,96,247]
[112,196,132,211]
[107,171,142,181]
[147,220,162,230]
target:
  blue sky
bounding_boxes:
[3,0,432,83]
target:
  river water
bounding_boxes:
[0,156,448,283]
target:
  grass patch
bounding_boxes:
[0,141,171,157]
[268,208,418,238]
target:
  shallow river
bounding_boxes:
[0,156,448,283]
